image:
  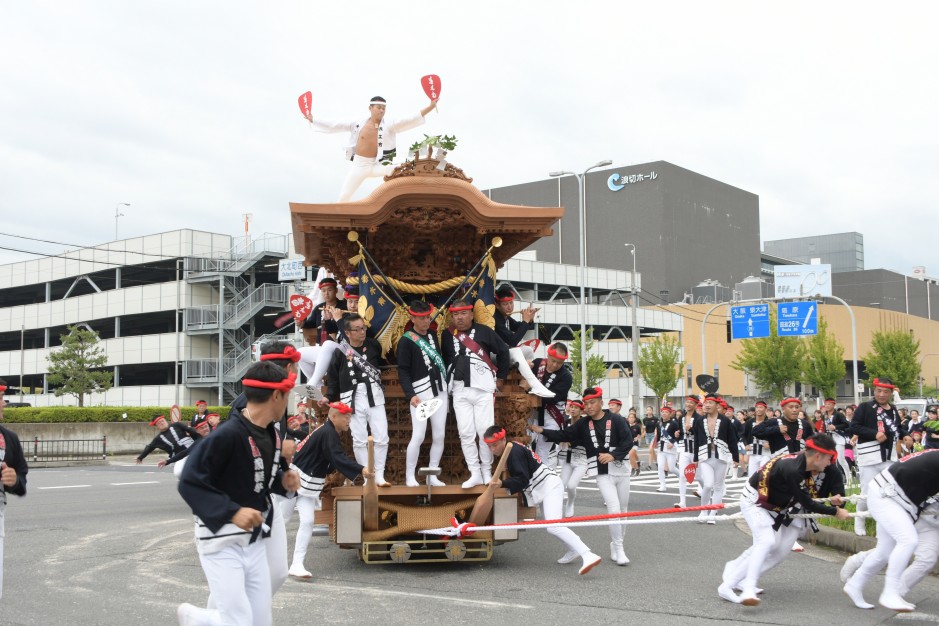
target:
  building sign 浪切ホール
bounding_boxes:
[608,171,657,191]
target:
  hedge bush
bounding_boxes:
[2,406,229,424]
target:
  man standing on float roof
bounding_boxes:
[306,95,438,201]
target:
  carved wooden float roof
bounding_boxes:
[289,158,565,282]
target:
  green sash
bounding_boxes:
[405,331,446,375]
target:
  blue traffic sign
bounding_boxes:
[730,304,770,340]
[777,301,818,336]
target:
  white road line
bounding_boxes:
[896,613,939,623]
[317,583,535,609]
[111,481,160,486]
[39,484,91,490]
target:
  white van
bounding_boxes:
[895,398,928,417]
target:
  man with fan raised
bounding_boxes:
[306,95,438,201]
[527,342,573,470]
[442,299,511,488]
[396,300,449,487]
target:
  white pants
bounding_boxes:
[405,389,449,479]
[539,475,591,557]
[723,498,803,593]
[748,453,769,477]
[266,503,288,596]
[848,487,921,595]
[349,387,388,474]
[596,472,631,546]
[173,456,188,479]
[192,540,272,626]
[338,155,393,201]
[273,493,297,524]
[560,457,588,514]
[291,495,320,572]
[856,461,890,530]
[452,382,495,474]
[850,514,939,595]
[530,414,560,472]
[677,451,694,507]
[298,342,340,390]
[657,446,678,489]
[697,457,728,518]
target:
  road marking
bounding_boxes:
[318,583,535,609]
[39,484,91,490]
[111,481,160,486]
[896,613,939,623]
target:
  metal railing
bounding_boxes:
[185,233,289,279]
[31,437,107,462]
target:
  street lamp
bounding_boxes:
[550,159,612,392]
[623,243,640,412]
[114,202,130,240]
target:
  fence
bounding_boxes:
[31,436,108,462]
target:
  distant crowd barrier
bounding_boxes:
[30,436,107,462]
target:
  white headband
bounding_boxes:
[369,100,386,106]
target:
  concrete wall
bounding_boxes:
[6,422,154,455]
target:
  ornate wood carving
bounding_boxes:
[385,157,473,183]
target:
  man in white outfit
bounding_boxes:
[306,96,438,201]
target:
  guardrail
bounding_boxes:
[31,436,107,462]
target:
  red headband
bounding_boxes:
[661,405,673,412]
[686,395,700,402]
[483,428,507,444]
[755,401,767,408]
[583,387,602,401]
[547,346,568,361]
[206,413,219,418]
[329,401,353,415]
[242,372,297,392]
[805,438,837,461]
[824,399,836,405]
[495,294,514,302]
[408,307,434,317]
[149,415,166,426]
[780,397,802,407]
[449,304,473,312]
[0,385,6,393]
[195,400,207,406]
[872,378,896,390]
[318,279,337,289]
[568,400,584,409]
[260,345,301,363]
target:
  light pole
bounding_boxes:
[624,243,640,411]
[114,202,130,240]
[550,159,612,392]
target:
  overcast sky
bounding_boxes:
[2,1,937,277]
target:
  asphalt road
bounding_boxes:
[1,458,936,625]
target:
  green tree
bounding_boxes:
[863,329,921,395]
[801,317,846,399]
[569,328,608,392]
[730,308,804,401]
[46,325,113,407]
[637,333,685,400]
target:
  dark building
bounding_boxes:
[485,160,761,306]
[833,269,939,320]
[764,232,864,273]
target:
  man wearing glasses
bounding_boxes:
[324,314,390,486]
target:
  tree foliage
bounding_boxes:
[801,317,846,399]
[569,328,608,392]
[46,325,113,407]
[863,329,921,395]
[730,308,804,400]
[637,333,685,400]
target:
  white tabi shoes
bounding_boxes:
[288,564,313,579]
[879,583,915,612]
[529,380,557,398]
[461,471,484,489]
[374,472,392,488]
[177,602,199,626]
[427,474,446,487]
[557,549,579,564]
[610,542,630,565]
[717,583,741,604]
[843,581,875,610]
[481,468,493,484]
[839,552,864,583]
[579,552,602,575]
